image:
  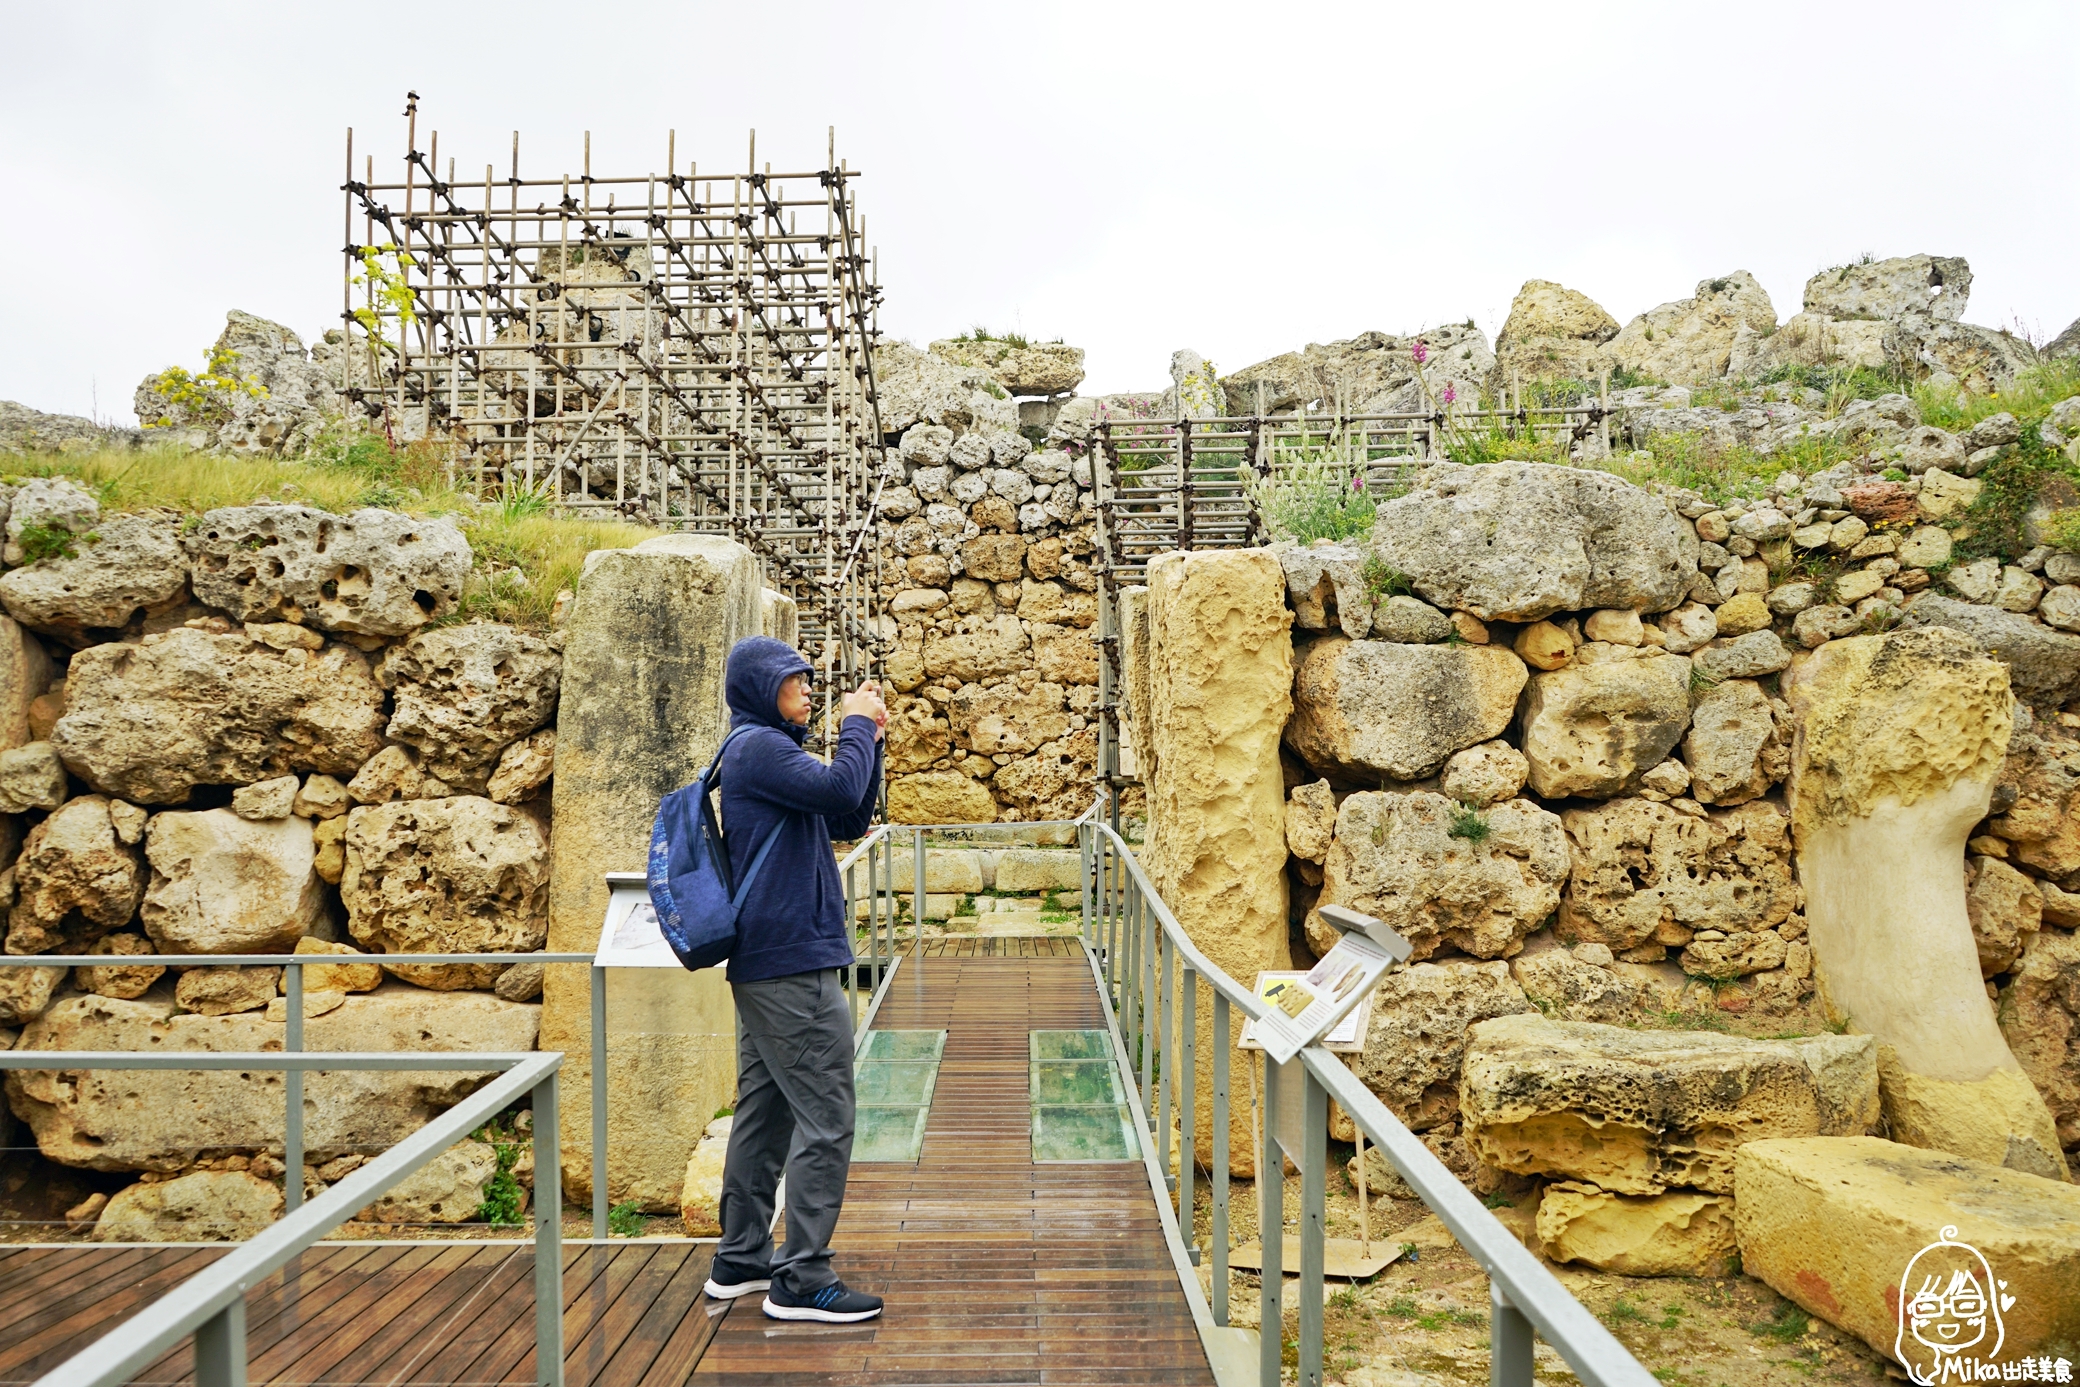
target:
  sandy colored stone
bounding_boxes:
[1607,271,1777,383]
[1734,1136,2080,1363]
[1710,592,1771,637]
[1460,1013,1879,1194]
[887,771,996,825]
[1557,798,1796,952]
[1512,620,1575,671]
[1964,855,2041,977]
[1492,279,1618,383]
[342,797,549,989]
[0,511,191,647]
[494,961,543,1003]
[230,774,298,821]
[1336,961,1532,1134]
[378,623,561,789]
[1986,716,2080,879]
[542,535,753,1210]
[959,533,1026,583]
[1509,947,1655,1024]
[992,730,1096,822]
[0,618,53,752]
[347,746,422,805]
[0,741,67,814]
[949,681,1069,755]
[141,809,320,954]
[1144,549,1292,1178]
[1582,609,1642,646]
[1370,595,1450,644]
[994,850,1081,894]
[0,966,68,1026]
[311,816,346,884]
[77,933,163,1000]
[184,504,469,638]
[1679,931,1788,980]
[1899,594,2080,703]
[9,987,541,1171]
[1311,791,1568,962]
[7,795,143,954]
[679,1116,731,1237]
[359,1139,497,1224]
[1286,637,1527,781]
[760,588,798,645]
[286,937,381,994]
[93,1170,281,1242]
[487,729,555,804]
[1439,741,1529,807]
[175,965,281,1016]
[921,614,1029,683]
[1656,601,1718,654]
[53,628,387,804]
[1682,679,1788,805]
[1783,628,2066,1177]
[292,773,350,819]
[1536,1182,1737,1276]
[1998,928,2080,1151]
[1284,780,1336,863]
[1519,653,1692,799]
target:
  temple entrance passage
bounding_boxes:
[691,937,1217,1385]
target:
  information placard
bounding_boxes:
[594,870,683,968]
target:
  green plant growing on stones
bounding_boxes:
[1748,1301,1811,1344]
[1446,804,1490,844]
[12,522,93,565]
[1246,454,1378,543]
[1360,555,1412,600]
[607,1200,645,1237]
[146,344,270,426]
[474,1143,525,1226]
[1951,427,2079,565]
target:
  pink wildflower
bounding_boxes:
[1410,339,1428,365]
[1441,383,1457,404]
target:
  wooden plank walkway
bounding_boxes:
[694,938,1215,1386]
[0,936,1214,1386]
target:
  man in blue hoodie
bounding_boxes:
[701,635,887,1323]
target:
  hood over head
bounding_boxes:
[726,636,814,740]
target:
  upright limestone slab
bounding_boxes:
[1144,549,1291,1177]
[1783,628,2068,1179]
[544,534,762,1209]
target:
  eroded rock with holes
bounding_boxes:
[0,512,190,647]
[1335,961,1533,1136]
[1460,1013,1879,1193]
[378,623,561,790]
[93,1171,282,1243]
[1998,928,2080,1152]
[1519,653,1693,799]
[1287,638,1528,781]
[183,504,469,638]
[6,795,143,954]
[1681,679,1789,806]
[1557,798,1798,953]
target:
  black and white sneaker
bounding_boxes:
[761,1279,884,1323]
[703,1256,772,1300]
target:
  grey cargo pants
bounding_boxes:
[716,967,855,1294]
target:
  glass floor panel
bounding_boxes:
[855,1060,939,1107]
[1030,1029,1112,1061]
[860,1029,947,1063]
[853,1104,931,1162]
[1032,1059,1126,1107]
[1032,1104,1141,1162]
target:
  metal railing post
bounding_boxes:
[591,964,608,1240]
[1492,1283,1534,1387]
[1179,965,1195,1235]
[1300,1067,1328,1387]
[1259,1054,1282,1387]
[534,1068,566,1387]
[283,962,304,1213]
[1156,924,1172,1176]
[846,860,859,1017]
[1138,892,1154,1104]
[912,827,926,981]
[1080,824,1095,946]
[194,1299,246,1387]
[1211,991,1229,1324]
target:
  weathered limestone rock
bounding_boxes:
[1607,272,1778,384]
[10,987,540,1170]
[1337,961,1532,1134]
[1460,1014,1879,1193]
[53,628,387,804]
[1284,781,1337,863]
[140,810,320,955]
[0,741,67,813]
[293,774,350,819]
[1369,462,1696,621]
[1510,945,1656,1024]
[77,934,163,1000]
[175,965,281,1016]
[4,479,98,556]
[230,774,298,820]
[995,850,1082,894]
[379,624,561,789]
[928,339,1085,397]
[183,505,469,638]
[1219,326,1490,417]
[1679,931,1788,980]
[1535,1183,1737,1276]
[1144,550,1291,1177]
[1986,716,2080,879]
[0,617,53,753]
[1512,619,1575,671]
[1312,792,1568,961]
[1275,543,1374,640]
[679,1116,732,1237]
[487,729,555,805]
[760,588,798,646]
[494,961,544,1003]
[1656,602,1717,654]
[359,1139,497,1223]
[1783,628,2067,1177]
[1804,254,1972,324]
[1682,679,1788,805]
[544,535,754,1209]
[1440,741,1528,808]
[0,967,68,1025]
[1964,856,2041,977]
[887,771,996,824]
[921,614,1028,682]
[93,1171,282,1242]
[1286,638,1528,781]
[1899,594,2080,703]
[287,937,382,994]
[1998,929,2080,1151]
[347,746,424,805]
[1519,653,1692,799]
[1492,280,1618,384]
[0,512,190,647]
[1370,596,1450,645]
[342,797,549,989]
[949,681,1070,755]
[1735,1137,2079,1363]
[1557,798,1796,951]
[7,795,143,954]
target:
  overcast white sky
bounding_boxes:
[6,1,2076,425]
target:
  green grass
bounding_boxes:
[1361,554,1412,600]
[607,1200,645,1237]
[1913,358,2080,434]
[12,522,94,564]
[1246,454,1379,543]
[1447,804,1491,844]
[1748,1301,1812,1344]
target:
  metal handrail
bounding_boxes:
[1078,822,1656,1387]
[1,1049,565,1387]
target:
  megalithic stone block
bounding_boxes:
[543,534,762,1210]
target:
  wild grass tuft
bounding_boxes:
[1245,454,1379,544]
[1446,803,1491,844]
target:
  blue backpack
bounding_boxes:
[646,727,786,971]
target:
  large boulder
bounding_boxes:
[926,338,1085,397]
[8,986,541,1170]
[1218,325,1492,417]
[1460,1013,1879,1193]
[53,627,387,803]
[991,728,1098,821]
[1606,272,1778,384]
[1518,653,1693,799]
[1535,1183,1736,1277]
[140,809,322,954]
[1735,1137,2080,1365]
[93,1171,282,1243]
[1680,679,1789,805]
[1337,961,1533,1132]
[948,681,1071,756]
[358,1139,498,1224]
[378,623,561,789]
[1311,791,1569,961]
[6,795,143,954]
[921,613,1029,682]
[1997,928,2080,1153]
[1557,798,1797,952]
[870,340,1019,435]
[1899,594,2080,703]
[0,512,190,647]
[135,311,349,456]
[1986,714,2080,880]
[1275,543,1373,640]
[1285,638,1527,781]
[341,797,550,989]
[1510,945,1658,1024]
[183,504,470,638]
[1372,463,1695,622]
[1491,280,1618,386]
[1802,254,1971,325]
[886,770,997,825]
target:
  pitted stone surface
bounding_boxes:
[184,504,469,637]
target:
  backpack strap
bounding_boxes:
[728,819,787,910]
[703,726,758,786]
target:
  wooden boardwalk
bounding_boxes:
[0,938,1215,1387]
